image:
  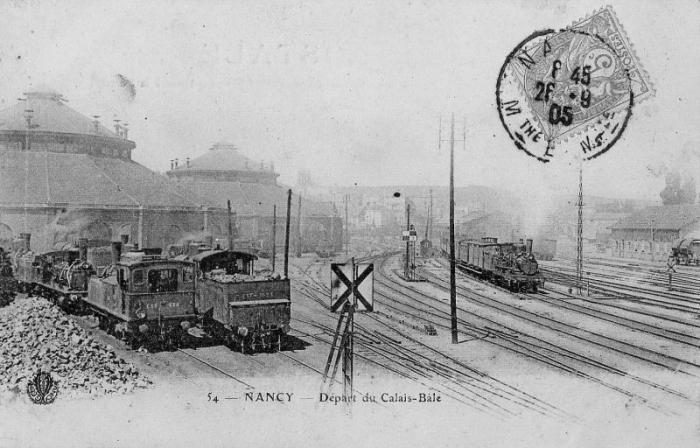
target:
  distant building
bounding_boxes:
[609,204,700,261]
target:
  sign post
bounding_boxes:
[324,260,374,398]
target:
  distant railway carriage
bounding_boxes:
[192,250,291,352]
[457,237,544,292]
[670,238,700,266]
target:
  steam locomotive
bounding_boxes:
[169,238,291,351]
[456,237,544,293]
[670,238,700,266]
[11,233,291,352]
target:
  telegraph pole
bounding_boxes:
[227,200,234,251]
[345,194,349,258]
[296,195,302,257]
[271,204,277,272]
[429,188,433,241]
[24,109,34,151]
[405,203,411,278]
[284,189,292,278]
[650,219,655,262]
[449,114,458,344]
[577,162,584,295]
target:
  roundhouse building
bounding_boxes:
[167,141,343,252]
[0,89,213,252]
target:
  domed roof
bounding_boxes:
[172,141,261,172]
[0,89,121,138]
[0,149,208,209]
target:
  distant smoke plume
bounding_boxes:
[116,74,136,102]
[660,170,696,205]
[647,141,700,206]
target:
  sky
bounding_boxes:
[0,0,697,202]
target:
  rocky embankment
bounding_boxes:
[0,296,150,400]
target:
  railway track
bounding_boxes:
[373,275,686,413]
[174,348,254,389]
[418,267,700,377]
[563,257,700,293]
[374,256,699,414]
[541,265,700,314]
[291,312,564,420]
[290,256,570,420]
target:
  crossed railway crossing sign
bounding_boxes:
[330,262,374,312]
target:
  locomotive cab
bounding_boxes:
[86,253,197,346]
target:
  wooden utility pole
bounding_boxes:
[345,194,349,258]
[227,200,234,251]
[577,162,583,295]
[284,189,292,278]
[405,203,411,278]
[271,204,277,272]
[424,190,433,243]
[449,114,458,344]
[296,195,302,257]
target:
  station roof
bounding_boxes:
[609,204,700,231]
[0,89,122,138]
[0,150,205,209]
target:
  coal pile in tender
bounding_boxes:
[0,296,151,399]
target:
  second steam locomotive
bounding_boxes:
[441,236,544,292]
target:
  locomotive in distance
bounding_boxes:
[9,233,290,352]
[440,237,544,293]
[669,238,700,266]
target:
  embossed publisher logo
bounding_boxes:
[26,370,59,405]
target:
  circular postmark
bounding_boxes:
[496,28,633,162]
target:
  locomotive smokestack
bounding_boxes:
[78,238,88,262]
[111,241,122,265]
[188,243,200,258]
[519,238,524,244]
[20,233,31,251]
[120,234,129,246]
[203,235,213,248]
[526,239,533,255]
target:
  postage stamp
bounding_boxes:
[496,6,653,162]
